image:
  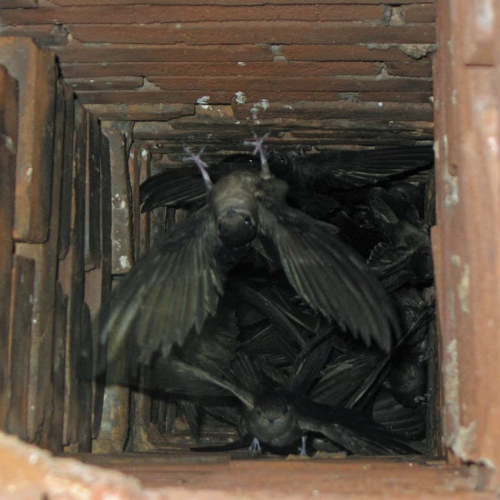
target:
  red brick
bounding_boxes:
[282,44,418,62]
[58,85,75,260]
[60,61,379,79]
[1,4,383,24]
[138,148,151,257]
[403,4,436,23]
[58,101,87,447]
[68,22,436,45]
[357,91,432,103]
[76,89,433,106]
[14,82,65,445]
[232,100,433,121]
[84,103,194,121]
[77,89,341,105]
[1,0,37,7]
[5,256,35,442]
[47,282,67,453]
[84,115,99,271]
[134,124,260,141]
[0,65,17,430]
[92,385,130,453]
[78,302,93,452]
[53,42,274,63]
[102,121,135,274]
[386,61,433,77]
[66,76,144,91]
[85,125,113,440]
[147,75,433,92]
[0,24,69,46]
[0,37,57,243]
[50,0,434,4]
[128,145,141,264]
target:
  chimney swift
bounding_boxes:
[99,136,401,375]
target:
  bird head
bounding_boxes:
[248,394,297,438]
[217,208,257,247]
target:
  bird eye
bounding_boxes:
[282,407,289,415]
[244,217,252,226]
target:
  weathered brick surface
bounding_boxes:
[78,302,93,452]
[84,103,195,121]
[58,85,75,260]
[147,75,432,92]
[102,121,135,275]
[0,24,70,46]
[0,65,18,431]
[60,61,380,79]
[403,3,436,23]
[50,0,434,5]
[0,3,384,23]
[386,60,432,77]
[85,116,101,271]
[77,89,433,105]
[0,37,57,243]
[66,76,144,91]
[5,256,35,442]
[68,22,436,45]
[232,100,433,121]
[1,0,38,7]
[13,79,64,447]
[281,44,421,62]
[53,42,274,63]
[58,100,87,447]
[47,282,67,453]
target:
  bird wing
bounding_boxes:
[306,147,434,190]
[254,200,401,351]
[140,167,208,211]
[299,409,417,455]
[99,205,229,375]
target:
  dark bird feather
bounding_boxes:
[100,142,401,377]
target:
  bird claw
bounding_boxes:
[244,133,271,179]
[298,435,308,456]
[248,437,263,454]
[183,146,213,189]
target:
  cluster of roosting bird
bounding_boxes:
[98,135,436,457]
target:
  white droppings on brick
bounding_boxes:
[119,255,131,270]
[270,44,287,61]
[457,263,470,314]
[442,135,459,208]
[250,99,269,123]
[399,43,436,59]
[197,96,210,105]
[433,140,440,161]
[451,421,476,460]
[234,91,247,104]
[237,61,246,66]
[443,339,460,448]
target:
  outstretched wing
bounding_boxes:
[304,147,434,190]
[299,407,417,455]
[99,205,229,375]
[255,200,401,351]
[140,167,208,211]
